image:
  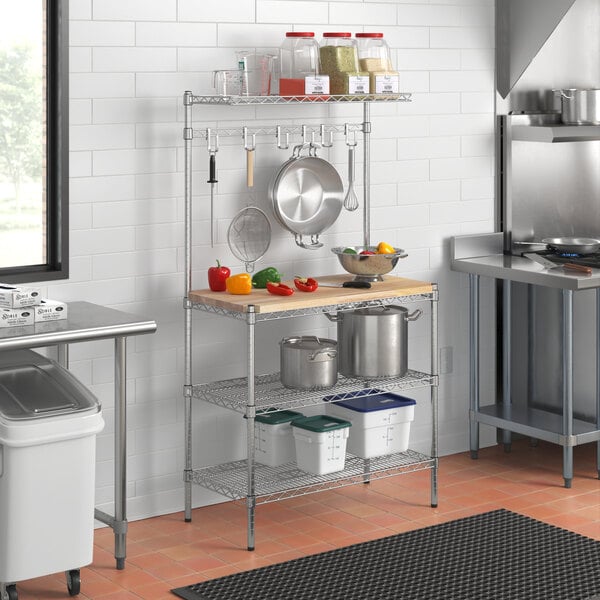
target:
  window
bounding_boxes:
[0,0,68,283]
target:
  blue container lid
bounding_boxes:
[324,389,416,413]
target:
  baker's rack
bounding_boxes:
[182,91,440,551]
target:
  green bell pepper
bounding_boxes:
[251,267,281,289]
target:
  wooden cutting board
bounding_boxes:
[189,275,435,315]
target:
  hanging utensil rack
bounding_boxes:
[181,91,440,552]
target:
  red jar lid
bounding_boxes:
[323,32,351,37]
[356,33,384,38]
[286,32,315,37]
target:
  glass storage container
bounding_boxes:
[319,32,369,95]
[356,32,399,94]
[279,32,320,96]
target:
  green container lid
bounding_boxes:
[291,415,351,433]
[255,409,304,425]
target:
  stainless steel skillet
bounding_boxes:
[269,143,343,250]
[515,236,600,255]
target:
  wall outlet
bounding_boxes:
[440,346,453,374]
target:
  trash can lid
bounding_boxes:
[0,350,99,420]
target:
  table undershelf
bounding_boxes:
[188,450,434,504]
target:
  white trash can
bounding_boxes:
[0,350,104,600]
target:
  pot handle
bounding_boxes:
[324,312,339,322]
[294,233,323,250]
[309,348,337,361]
[291,142,313,159]
[406,308,423,322]
[552,88,575,100]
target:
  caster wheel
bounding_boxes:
[6,584,18,600]
[66,569,80,596]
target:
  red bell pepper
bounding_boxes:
[359,250,376,255]
[294,276,318,292]
[266,281,294,296]
[208,260,231,292]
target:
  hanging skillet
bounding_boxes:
[268,143,343,250]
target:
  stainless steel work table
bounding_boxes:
[451,233,600,487]
[0,301,157,569]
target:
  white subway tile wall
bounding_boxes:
[49,0,497,521]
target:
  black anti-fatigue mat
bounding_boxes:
[172,509,600,600]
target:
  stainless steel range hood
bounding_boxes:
[497,0,577,98]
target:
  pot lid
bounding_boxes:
[280,336,337,351]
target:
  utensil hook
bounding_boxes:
[243,126,256,151]
[344,124,357,147]
[302,124,309,145]
[206,128,219,153]
[276,125,289,150]
[320,125,334,148]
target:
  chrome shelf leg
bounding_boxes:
[597,290,600,479]
[430,285,439,508]
[246,307,256,551]
[502,280,512,452]
[562,289,574,488]
[469,274,480,459]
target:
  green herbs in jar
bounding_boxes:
[319,46,368,94]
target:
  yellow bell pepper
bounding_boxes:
[376,241,395,254]
[225,273,252,295]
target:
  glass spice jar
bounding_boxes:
[319,32,369,96]
[279,32,320,96]
[355,32,399,95]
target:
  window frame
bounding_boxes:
[0,0,69,284]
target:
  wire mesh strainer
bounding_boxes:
[227,206,271,272]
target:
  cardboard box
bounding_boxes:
[33,299,68,322]
[0,284,42,308]
[0,308,35,328]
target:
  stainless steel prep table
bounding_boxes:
[451,233,600,487]
[0,301,157,569]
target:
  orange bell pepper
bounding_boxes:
[225,273,252,295]
[376,241,395,254]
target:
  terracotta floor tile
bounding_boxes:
[8,440,600,599]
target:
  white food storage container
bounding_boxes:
[291,415,351,475]
[325,390,416,458]
[255,410,303,467]
[0,350,104,592]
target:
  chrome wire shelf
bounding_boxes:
[190,292,434,322]
[188,450,434,504]
[189,93,412,106]
[193,370,435,413]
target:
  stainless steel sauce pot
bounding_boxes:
[327,305,422,378]
[279,336,338,390]
[556,89,600,125]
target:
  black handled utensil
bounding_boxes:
[319,281,371,289]
[208,151,217,247]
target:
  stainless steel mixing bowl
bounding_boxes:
[331,246,408,282]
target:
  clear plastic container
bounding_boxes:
[356,32,399,95]
[279,32,320,96]
[319,32,369,95]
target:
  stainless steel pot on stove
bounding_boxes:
[326,305,422,379]
[279,336,338,390]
